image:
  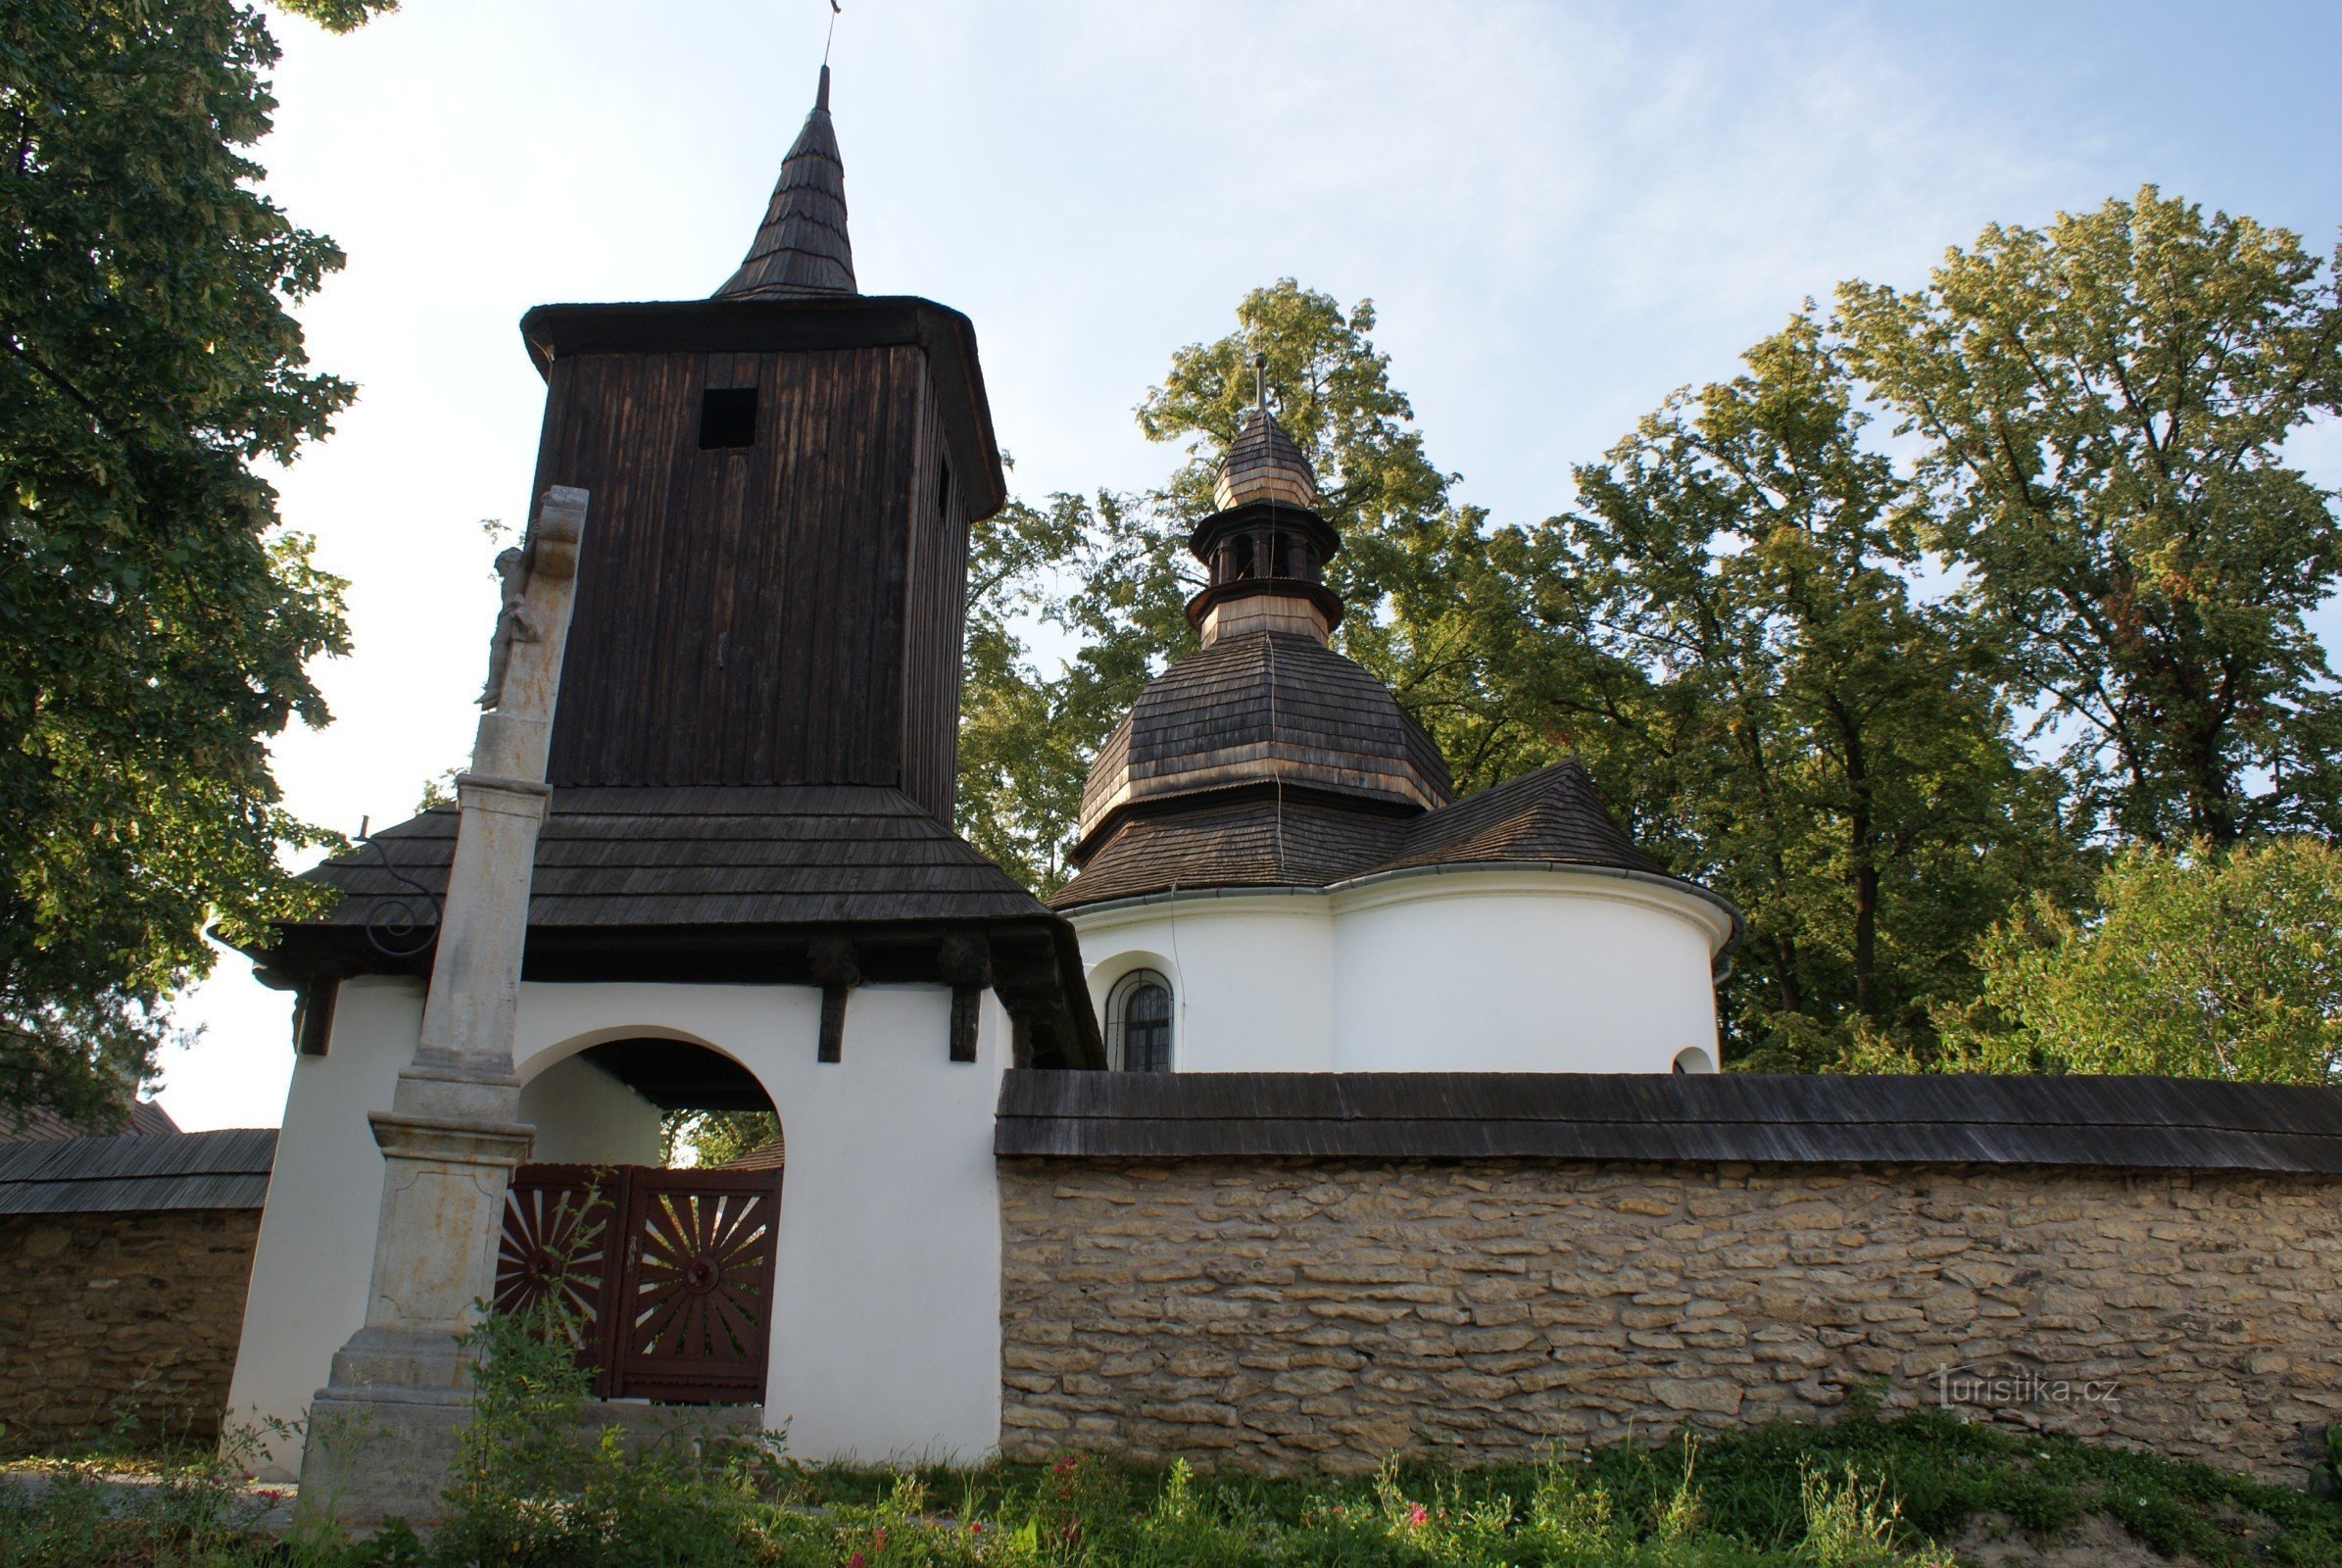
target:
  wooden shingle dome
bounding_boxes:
[1052,367,1726,930]
[1071,631,1454,858]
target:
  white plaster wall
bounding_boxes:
[510,982,1006,1464]
[514,1054,662,1164]
[1070,896,1334,1071]
[1331,870,1726,1072]
[1068,869,1729,1075]
[226,974,1011,1477]
[224,975,419,1477]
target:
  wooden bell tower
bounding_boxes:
[255,66,1098,1068]
[519,66,1003,819]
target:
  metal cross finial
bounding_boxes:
[1252,351,1268,416]
[824,0,841,68]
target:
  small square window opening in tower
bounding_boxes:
[699,386,758,450]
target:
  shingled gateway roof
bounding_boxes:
[256,785,1100,1063]
[307,786,1050,932]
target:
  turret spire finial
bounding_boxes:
[1213,360,1316,514]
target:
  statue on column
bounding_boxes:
[477,545,539,711]
[299,486,590,1525]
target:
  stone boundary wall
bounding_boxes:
[999,1158,2342,1480]
[0,1208,262,1451]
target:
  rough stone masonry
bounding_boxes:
[998,1158,2342,1480]
[0,1208,262,1451]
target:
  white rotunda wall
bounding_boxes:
[1069,895,1334,1072]
[1067,867,1729,1077]
[1329,868,1728,1072]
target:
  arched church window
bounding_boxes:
[1672,1046,1715,1074]
[1105,969,1173,1073]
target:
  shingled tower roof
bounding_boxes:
[715,66,856,299]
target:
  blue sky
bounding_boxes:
[156,0,2342,1127]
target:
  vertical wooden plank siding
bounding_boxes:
[539,344,954,797]
[899,359,968,823]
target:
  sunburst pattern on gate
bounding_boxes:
[494,1170,612,1352]
[493,1164,782,1404]
[621,1187,776,1360]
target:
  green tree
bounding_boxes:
[1839,187,2342,847]
[1510,319,2070,1066]
[1,0,383,1126]
[954,491,1123,892]
[662,1109,780,1168]
[1943,838,2342,1083]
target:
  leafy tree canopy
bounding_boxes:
[1839,187,2342,847]
[273,0,398,29]
[1,0,372,1125]
[1942,838,2342,1083]
[1533,319,2074,1067]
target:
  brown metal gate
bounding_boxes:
[493,1163,781,1403]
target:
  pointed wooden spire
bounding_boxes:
[716,65,856,299]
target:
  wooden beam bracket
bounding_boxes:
[809,937,860,1063]
[937,932,993,1064]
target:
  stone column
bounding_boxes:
[299,486,588,1522]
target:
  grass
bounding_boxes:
[775,1408,2342,1567]
[7,1406,2342,1567]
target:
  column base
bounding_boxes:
[296,1386,473,1528]
[294,1387,769,1528]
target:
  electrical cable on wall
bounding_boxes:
[1252,350,1290,883]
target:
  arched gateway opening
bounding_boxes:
[501,1036,782,1405]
